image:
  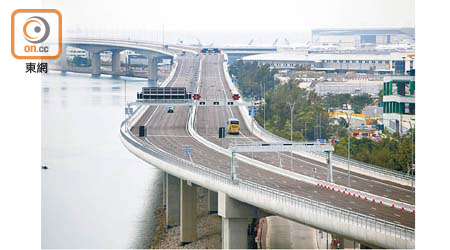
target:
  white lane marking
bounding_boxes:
[144,106,160,127]
[371,207,377,210]
[394,214,400,217]
[279,151,414,194]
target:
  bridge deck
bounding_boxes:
[131,54,414,229]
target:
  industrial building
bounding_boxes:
[311,28,415,47]
[241,52,415,74]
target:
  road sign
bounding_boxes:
[125,107,133,115]
[249,109,257,117]
[219,127,226,138]
[139,126,146,137]
[183,145,193,158]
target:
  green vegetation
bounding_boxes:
[254,80,330,141]
[230,61,415,173]
[322,93,373,114]
[229,61,277,98]
[335,131,415,174]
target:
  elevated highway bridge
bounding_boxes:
[69,39,414,248]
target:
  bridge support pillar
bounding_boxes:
[60,44,68,72]
[180,179,197,244]
[112,50,121,77]
[91,52,101,77]
[218,192,258,249]
[208,190,218,214]
[147,57,158,85]
[165,174,180,228]
[327,151,333,183]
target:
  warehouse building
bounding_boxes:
[311,28,415,47]
[241,52,414,74]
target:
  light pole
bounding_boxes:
[345,110,353,187]
[408,118,415,200]
[287,102,296,169]
[287,102,296,142]
[261,82,266,129]
[407,119,415,174]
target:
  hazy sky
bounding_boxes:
[43,0,415,45]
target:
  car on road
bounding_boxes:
[168,106,174,113]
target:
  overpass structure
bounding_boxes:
[57,38,198,83]
[69,38,416,248]
[220,46,277,63]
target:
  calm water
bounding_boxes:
[42,72,161,248]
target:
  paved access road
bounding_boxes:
[132,54,415,228]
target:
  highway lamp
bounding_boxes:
[287,102,296,169]
[297,118,309,141]
[408,118,415,201]
[261,82,266,129]
[345,110,353,187]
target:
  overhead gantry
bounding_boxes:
[228,142,334,183]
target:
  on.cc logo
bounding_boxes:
[11,9,62,60]
[23,16,50,44]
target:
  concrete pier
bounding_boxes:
[148,57,158,84]
[165,174,180,228]
[60,44,68,72]
[180,180,197,244]
[208,190,218,214]
[219,192,258,249]
[112,50,121,77]
[91,52,101,77]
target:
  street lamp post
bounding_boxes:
[408,119,415,199]
[345,110,353,187]
[287,102,296,142]
[287,102,296,169]
[261,82,266,129]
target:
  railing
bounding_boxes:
[314,151,414,180]
[251,119,414,182]
[120,118,415,243]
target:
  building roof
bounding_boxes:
[312,28,415,37]
[241,52,410,63]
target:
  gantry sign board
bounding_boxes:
[229,142,334,153]
[136,87,253,107]
[133,99,255,107]
[228,142,335,183]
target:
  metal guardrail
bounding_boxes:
[251,120,414,182]
[314,151,414,181]
[120,119,414,242]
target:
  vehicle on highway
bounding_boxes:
[227,118,240,134]
[200,48,221,54]
[168,106,174,113]
[181,51,186,56]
